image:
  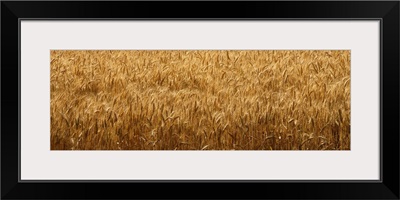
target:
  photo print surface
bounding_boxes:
[50,50,350,150]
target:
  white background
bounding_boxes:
[21,21,380,180]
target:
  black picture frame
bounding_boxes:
[2,1,399,199]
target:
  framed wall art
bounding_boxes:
[2,1,399,199]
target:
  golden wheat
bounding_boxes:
[50,50,350,150]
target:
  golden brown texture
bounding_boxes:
[50,50,350,150]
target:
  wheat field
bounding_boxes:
[50,50,350,150]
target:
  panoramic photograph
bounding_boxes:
[50,50,350,150]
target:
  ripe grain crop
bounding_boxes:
[50,50,350,150]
